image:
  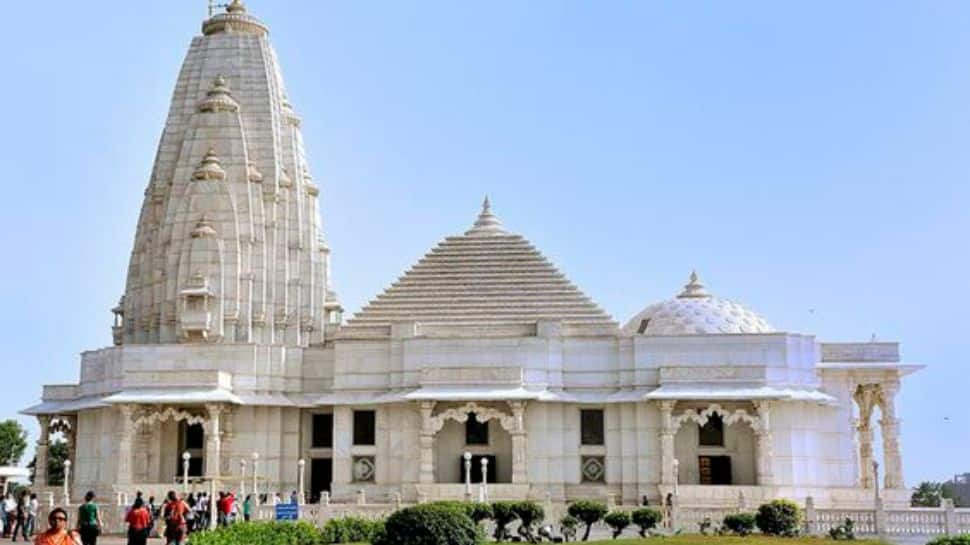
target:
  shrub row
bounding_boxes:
[192,497,817,545]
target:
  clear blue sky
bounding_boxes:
[0,1,966,485]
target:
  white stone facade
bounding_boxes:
[24,1,920,510]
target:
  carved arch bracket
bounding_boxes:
[428,402,516,434]
[131,407,210,432]
[671,403,762,433]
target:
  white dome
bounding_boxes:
[622,272,775,336]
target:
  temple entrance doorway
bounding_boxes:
[177,422,204,478]
[310,458,332,503]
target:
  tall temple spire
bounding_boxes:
[120,1,339,347]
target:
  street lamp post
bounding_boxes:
[478,457,489,503]
[298,459,306,506]
[182,451,191,495]
[240,459,247,498]
[463,452,472,501]
[252,452,260,506]
[62,460,72,506]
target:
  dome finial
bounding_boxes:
[678,270,711,299]
[226,0,247,14]
[465,195,507,236]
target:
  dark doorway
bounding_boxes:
[698,455,732,485]
[459,454,497,484]
[178,422,204,478]
[310,458,332,503]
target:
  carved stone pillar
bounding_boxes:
[64,415,77,471]
[418,401,436,484]
[204,404,223,478]
[857,423,874,488]
[658,401,677,485]
[753,401,774,486]
[878,382,904,489]
[508,401,528,483]
[116,405,135,485]
[35,416,51,487]
[853,385,878,489]
[220,408,235,475]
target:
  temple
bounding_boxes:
[24,1,921,509]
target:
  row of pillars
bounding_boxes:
[854,381,904,490]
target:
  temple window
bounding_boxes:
[465,413,489,445]
[353,410,376,445]
[312,413,333,448]
[699,414,724,446]
[580,409,605,445]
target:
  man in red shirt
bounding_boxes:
[162,491,188,545]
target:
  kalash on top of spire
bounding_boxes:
[115,1,340,348]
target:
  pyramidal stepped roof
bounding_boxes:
[347,199,617,329]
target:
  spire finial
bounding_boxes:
[465,195,507,236]
[677,270,711,299]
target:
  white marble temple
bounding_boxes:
[23,1,921,510]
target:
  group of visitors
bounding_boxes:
[23,486,303,545]
[1,493,39,542]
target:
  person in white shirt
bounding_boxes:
[271,494,280,507]
[26,495,38,538]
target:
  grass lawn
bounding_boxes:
[582,538,887,545]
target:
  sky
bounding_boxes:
[0,1,967,486]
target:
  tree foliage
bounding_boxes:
[912,481,962,508]
[0,420,27,467]
[29,438,69,486]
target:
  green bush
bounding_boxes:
[560,515,579,542]
[467,502,494,524]
[630,508,662,537]
[321,516,384,544]
[722,513,756,536]
[828,518,856,541]
[926,536,970,545]
[755,499,803,537]
[190,521,322,545]
[567,500,609,541]
[373,504,479,545]
[491,501,520,542]
[603,511,631,539]
[512,501,545,543]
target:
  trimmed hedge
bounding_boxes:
[927,536,970,545]
[631,508,663,537]
[491,501,519,542]
[567,500,609,541]
[189,521,322,545]
[374,503,480,545]
[755,499,803,537]
[722,513,756,536]
[603,511,631,539]
[321,516,385,544]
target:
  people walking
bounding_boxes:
[161,491,188,545]
[243,495,252,522]
[75,492,102,545]
[11,494,27,542]
[32,508,80,545]
[124,498,150,545]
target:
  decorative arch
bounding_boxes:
[132,407,209,431]
[428,402,515,434]
[671,403,762,432]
